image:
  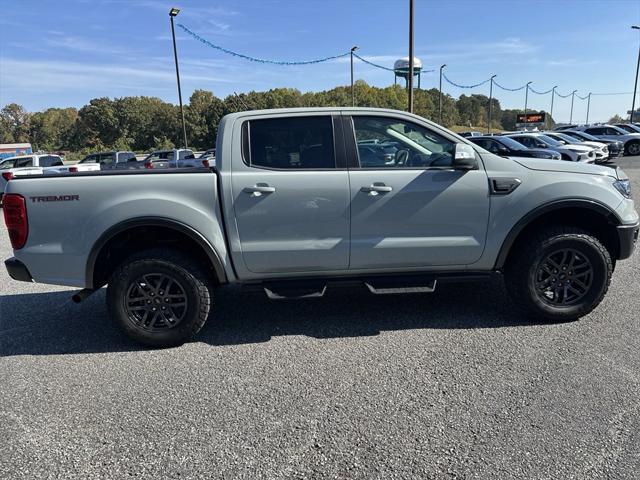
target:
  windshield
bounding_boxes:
[537,135,563,147]
[616,124,635,133]
[610,125,631,135]
[0,159,15,169]
[497,136,527,150]
[553,133,579,144]
[564,131,593,141]
[144,151,174,161]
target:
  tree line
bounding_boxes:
[1,81,562,157]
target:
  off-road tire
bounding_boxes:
[504,226,612,322]
[107,248,212,347]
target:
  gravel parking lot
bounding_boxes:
[1,157,639,480]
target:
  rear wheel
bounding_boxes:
[505,226,612,322]
[107,248,212,347]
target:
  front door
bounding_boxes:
[231,115,350,274]
[346,114,490,270]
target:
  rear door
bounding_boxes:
[345,114,490,269]
[231,115,350,274]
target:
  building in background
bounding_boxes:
[0,143,32,160]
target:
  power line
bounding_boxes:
[180,24,638,99]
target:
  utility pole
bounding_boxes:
[631,26,640,123]
[487,74,496,133]
[350,46,358,107]
[586,93,592,124]
[439,64,446,124]
[570,90,577,124]
[408,0,414,113]
[550,85,558,122]
[169,7,187,148]
[523,81,532,131]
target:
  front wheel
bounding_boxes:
[625,141,640,156]
[107,248,212,347]
[505,226,612,322]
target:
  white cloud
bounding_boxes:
[0,58,239,95]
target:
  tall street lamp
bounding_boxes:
[550,85,558,123]
[487,74,496,133]
[569,89,577,124]
[350,46,358,107]
[407,0,415,113]
[438,64,446,125]
[586,93,592,124]
[169,7,187,148]
[523,81,532,130]
[631,25,640,123]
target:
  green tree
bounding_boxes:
[185,90,224,150]
[0,103,31,143]
[608,114,625,124]
[30,107,78,150]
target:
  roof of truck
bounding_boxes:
[222,107,431,121]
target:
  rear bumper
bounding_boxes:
[4,257,33,282]
[617,223,639,260]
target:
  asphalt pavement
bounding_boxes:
[1,157,640,479]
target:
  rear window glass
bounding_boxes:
[247,116,336,169]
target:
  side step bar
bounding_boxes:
[365,280,437,295]
[262,276,440,299]
[264,285,327,300]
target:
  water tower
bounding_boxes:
[394,57,422,88]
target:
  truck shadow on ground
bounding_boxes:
[0,279,550,356]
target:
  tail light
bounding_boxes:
[144,162,153,169]
[69,166,78,173]
[3,194,28,249]
[202,159,210,168]
[2,172,14,182]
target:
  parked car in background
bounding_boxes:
[576,125,640,156]
[468,135,561,160]
[613,123,640,134]
[544,132,610,163]
[199,148,216,167]
[508,133,596,162]
[199,148,216,159]
[561,130,624,159]
[458,131,483,138]
[143,149,211,169]
[79,151,139,170]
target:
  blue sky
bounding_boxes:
[1,0,639,123]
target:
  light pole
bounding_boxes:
[407,0,414,113]
[523,81,532,130]
[586,92,592,124]
[169,7,187,148]
[438,64,446,125]
[631,25,640,123]
[569,89,577,124]
[487,74,496,133]
[550,85,558,123]
[350,46,358,107]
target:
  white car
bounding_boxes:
[544,132,609,163]
[508,133,596,163]
[1,154,100,201]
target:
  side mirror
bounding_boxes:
[453,143,478,170]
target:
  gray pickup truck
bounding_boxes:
[3,108,638,347]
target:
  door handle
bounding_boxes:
[361,183,392,195]
[243,183,276,196]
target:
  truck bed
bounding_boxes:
[5,167,226,288]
